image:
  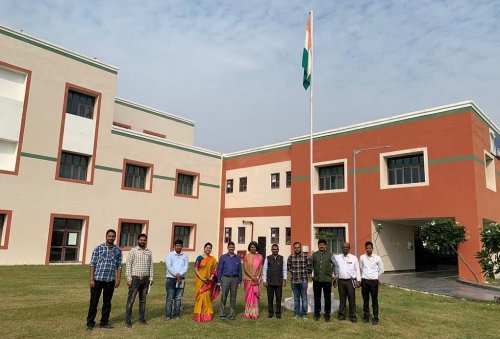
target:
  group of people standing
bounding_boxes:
[84,229,384,331]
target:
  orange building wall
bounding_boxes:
[220,108,499,282]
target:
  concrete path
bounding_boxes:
[380,269,500,302]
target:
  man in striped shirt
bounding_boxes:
[359,241,384,325]
[125,233,154,328]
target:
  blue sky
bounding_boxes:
[1,0,499,152]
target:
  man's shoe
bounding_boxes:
[220,316,226,321]
[139,320,148,325]
[338,316,346,321]
[276,314,282,319]
[293,315,301,319]
[350,318,357,323]
[86,326,93,331]
[325,316,331,322]
[229,317,235,321]
[165,317,171,321]
[125,322,132,328]
[363,318,369,323]
[99,324,114,329]
[372,318,379,325]
[268,313,274,318]
[313,314,320,321]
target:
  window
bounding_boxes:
[124,164,148,189]
[238,227,246,244]
[122,159,153,192]
[119,222,143,248]
[286,171,292,188]
[226,179,233,193]
[224,227,232,243]
[58,152,89,181]
[239,177,247,192]
[286,227,291,245]
[485,151,497,191]
[319,165,344,190]
[174,226,192,248]
[0,63,30,174]
[0,210,12,250]
[0,214,5,248]
[270,227,280,244]
[49,218,83,263]
[175,170,199,198]
[380,148,429,189]
[271,173,280,189]
[387,154,425,185]
[66,90,95,119]
[318,227,346,254]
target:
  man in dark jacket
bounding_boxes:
[262,244,287,319]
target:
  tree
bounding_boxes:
[420,218,479,282]
[476,222,500,279]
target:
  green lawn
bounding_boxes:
[1,264,498,339]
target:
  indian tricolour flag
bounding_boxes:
[302,14,312,90]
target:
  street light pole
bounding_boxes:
[353,145,391,256]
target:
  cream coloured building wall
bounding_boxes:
[0,25,222,265]
[224,161,291,208]
[372,221,416,271]
[113,98,195,145]
[223,216,292,257]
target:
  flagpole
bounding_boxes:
[309,10,314,254]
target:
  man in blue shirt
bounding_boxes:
[86,229,122,331]
[217,241,242,320]
[165,239,188,320]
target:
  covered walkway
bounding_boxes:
[380,269,500,302]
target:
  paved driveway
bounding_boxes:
[380,269,500,302]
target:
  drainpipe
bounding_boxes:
[242,220,254,241]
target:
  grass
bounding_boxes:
[1,264,498,339]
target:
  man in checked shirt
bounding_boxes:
[125,233,154,328]
[287,242,312,319]
[86,229,122,331]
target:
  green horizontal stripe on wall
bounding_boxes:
[200,182,220,189]
[153,174,175,181]
[95,165,122,173]
[21,152,57,162]
[111,130,221,159]
[428,155,483,166]
[115,100,194,126]
[291,175,310,181]
[0,28,117,74]
[348,166,379,174]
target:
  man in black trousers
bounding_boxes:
[331,242,361,323]
[312,239,333,321]
[262,244,287,319]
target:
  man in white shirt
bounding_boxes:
[331,242,361,323]
[165,239,188,320]
[359,241,384,325]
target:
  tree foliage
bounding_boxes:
[420,218,467,251]
[476,222,500,279]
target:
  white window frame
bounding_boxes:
[484,150,497,192]
[313,159,348,194]
[313,223,349,253]
[380,147,429,190]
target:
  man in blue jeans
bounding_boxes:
[165,239,188,320]
[287,242,312,319]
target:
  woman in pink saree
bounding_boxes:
[243,241,264,319]
[194,242,219,322]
